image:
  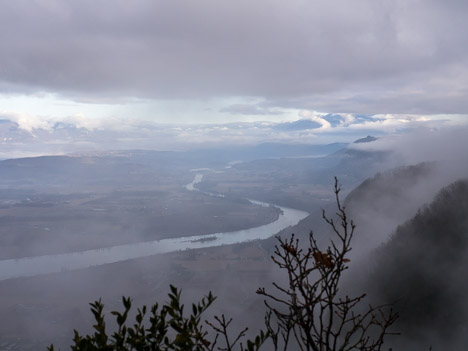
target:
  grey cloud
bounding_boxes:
[219,104,282,116]
[351,124,468,168]
[0,0,467,113]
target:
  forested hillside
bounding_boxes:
[368,180,468,348]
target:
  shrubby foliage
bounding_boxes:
[50,178,397,350]
[48,285,267,351]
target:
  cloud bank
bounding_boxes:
[0,0,467,116]
[0,112,465,159]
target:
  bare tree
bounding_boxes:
[49,178,398,351]
[257,177,398,351]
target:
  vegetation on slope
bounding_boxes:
[50,179,398,350]
[369,179,468,347]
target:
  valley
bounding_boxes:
[0,140,467,350]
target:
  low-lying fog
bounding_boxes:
[1,121,468,350]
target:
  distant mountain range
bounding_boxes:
[272,119,322,131]
[0,113,382,159]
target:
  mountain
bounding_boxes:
[232,142,347,160]
[354,135,377,143]
[272,119,322,131]
[0,152,194,192]
[344,163,440,250]
[0,142,348,193]
[365,179,468,348]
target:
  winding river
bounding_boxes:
[0,174,309,281]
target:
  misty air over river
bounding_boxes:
[1,1,468,348]
[1,133,468,350]
[0,173,308,281]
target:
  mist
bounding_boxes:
[1,0,468,349]
[0,121,467,349]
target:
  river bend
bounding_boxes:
[0,174,309,281]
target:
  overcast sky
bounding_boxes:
[0,0,467,127]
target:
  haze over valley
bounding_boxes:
[1,123,468,349]
[1,1,468,350]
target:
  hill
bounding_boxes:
[337,162,468,258]
[367,179,468,348]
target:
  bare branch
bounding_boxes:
[257,178,398,351]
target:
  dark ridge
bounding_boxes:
[368,179,468,347]
[354,135,378,143]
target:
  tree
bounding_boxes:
[48,285,268,351]
[256,177,398,351]
[49,178,397,350]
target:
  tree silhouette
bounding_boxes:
[48,285,267,351]
[49,178,397,350]
[257,177,398,351]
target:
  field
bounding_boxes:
[0,238,285,350]
[0,151,353,349]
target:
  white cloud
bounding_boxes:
[298,111,332,129]
[339,114,356,125]
[1,110,467,158]
[351,124,468,170]
[0,111,52,132]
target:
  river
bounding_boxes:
[0,174,309,281]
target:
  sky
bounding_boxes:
[0,0,467,137]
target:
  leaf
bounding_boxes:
[313,250,334,268]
